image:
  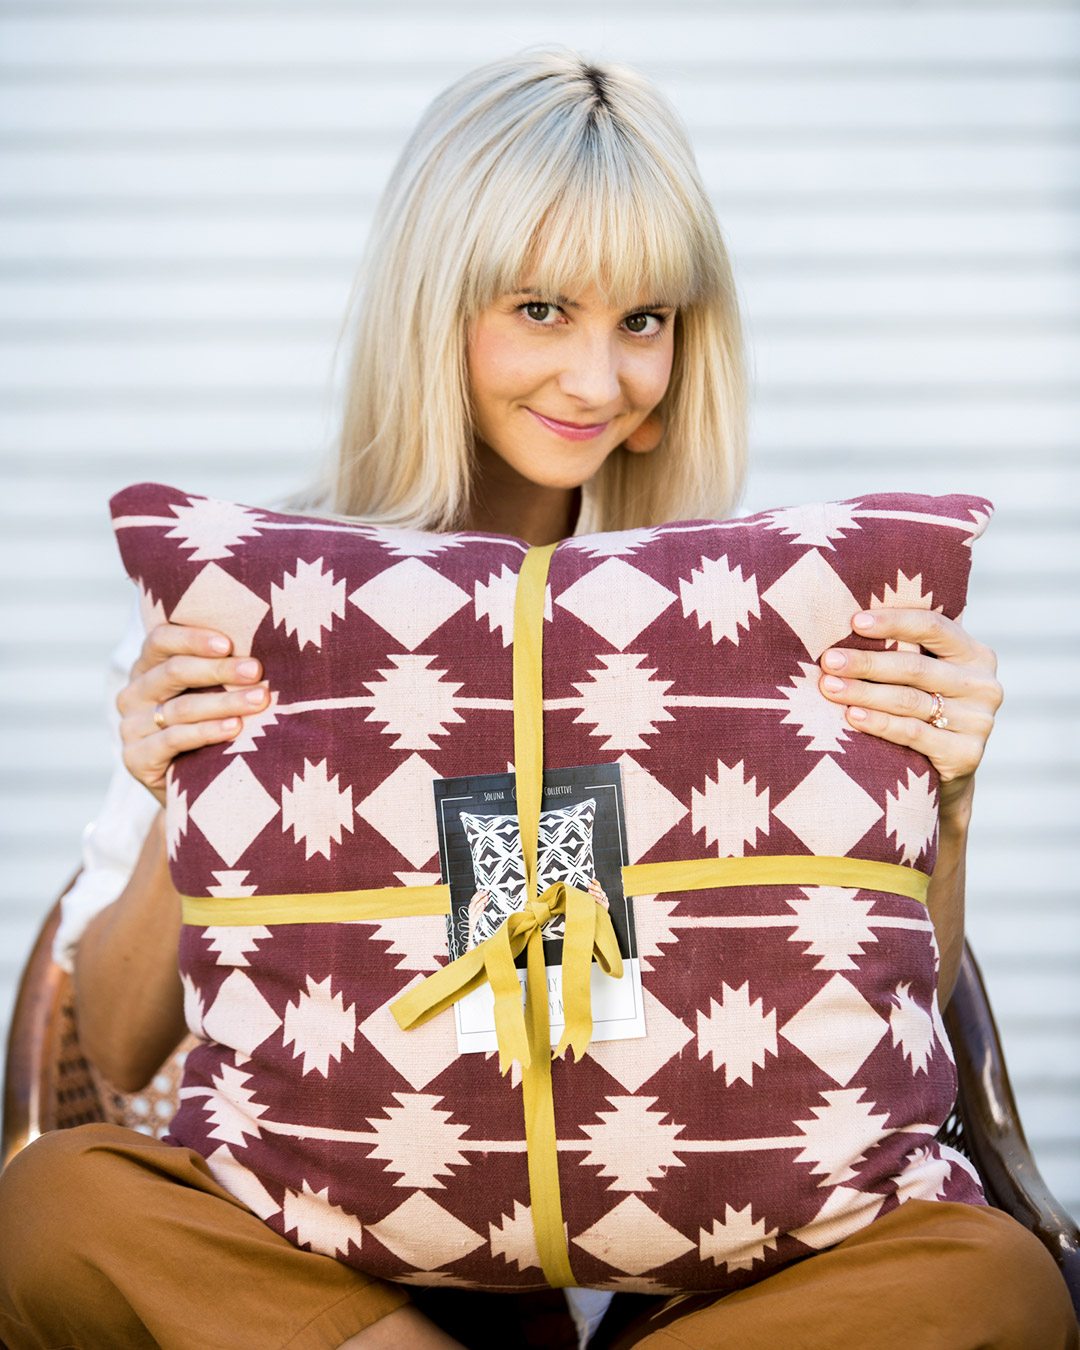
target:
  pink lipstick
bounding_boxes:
[527,409,611,441]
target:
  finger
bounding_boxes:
[820,645,996,702]
[848,609,992,665]
[819,676,992,735]
[844,706,987,781]
[130,623,233,679]
[144,683,270,735]
[119,654,263,716]
[122,716,244,794]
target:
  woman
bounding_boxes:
[0,48,1072,1350]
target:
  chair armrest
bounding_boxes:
[3,894,67,1168]
[945,942,1080,1318]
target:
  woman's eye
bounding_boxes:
[624,312,663,336]
[523,301,557,324]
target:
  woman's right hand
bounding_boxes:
[116,623,269,805]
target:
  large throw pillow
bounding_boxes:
[110,483,991,1296]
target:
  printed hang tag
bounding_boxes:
[432,762,646,1053]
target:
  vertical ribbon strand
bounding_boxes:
[511,543,577,1287]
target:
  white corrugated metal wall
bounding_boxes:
[2,3,1078,1216]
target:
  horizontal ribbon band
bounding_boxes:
[180,884,450,927]
[622,856,931,906]
[180,857,929,928]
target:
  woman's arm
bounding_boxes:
[818,609,1002,1004]
[73,619,269,1089]
[73,810,187,1092]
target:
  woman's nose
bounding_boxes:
[556,334,622,409]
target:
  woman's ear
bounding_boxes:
[623,411,665,454]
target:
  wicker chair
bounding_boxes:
[3,891,1078,1322]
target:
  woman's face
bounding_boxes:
[466,282,676,492]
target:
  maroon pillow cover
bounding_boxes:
[110,483,990,1296]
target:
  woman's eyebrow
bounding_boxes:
[511,288,675,313]
[512,288,579,309]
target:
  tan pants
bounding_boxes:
[0,1125,1074,1350]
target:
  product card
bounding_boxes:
[432,763,646,1054]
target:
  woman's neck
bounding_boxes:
[465,443,580,545]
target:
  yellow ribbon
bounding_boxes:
[391,879,623,1072]
[391,541,597,1287]
[622,855,930,906]
[181,884,450,927]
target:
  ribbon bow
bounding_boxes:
[391,878,623,1073]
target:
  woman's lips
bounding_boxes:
[527,408,611,441]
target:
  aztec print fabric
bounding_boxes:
[459,798,597,949]
[110,483,989,1296]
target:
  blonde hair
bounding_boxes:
[331,48,747,532]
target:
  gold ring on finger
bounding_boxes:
[927,691,949,730]
[153,703,168,731]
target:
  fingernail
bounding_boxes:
[822,651,845,671]
[853,612,875,630]
[209,636,230,654]
[222,718,240,731]
[244,688,266,705]
[822,675,845,692]
[236,659,260,679]
[849,707,868,722]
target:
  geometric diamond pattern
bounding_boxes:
[368,1192,485,1268]
[355,753,440,869]
[111,481,992,1295]
[169,561,270,659]
[282,1180,364,1259]
[586,987,693,1093]
[202,969,283,1058]
[363,655,465,750]
[572,654,674,752]
[358,975,460,1091]
[762,500,861,552]
[785,887,879,971]
[780,975,888,1086]
[889,982,935,1075]
[761,549,860,659]
[350,559,470,651]
[617,754,688,862]
[271,556,347,650]
[164,495,264,561]
[777,662,852,754]
[678,553,760,645]
[489,1200,541,1273]
[190,757,280,867]
[573,1195,695,1275]
[885,768,937,866]
[791,1089,893,1188]
[556,558,676,650]
[773,757,884,857]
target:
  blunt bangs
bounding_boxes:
[461,96,721,316]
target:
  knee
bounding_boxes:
[957,1207,1077,1350]
[0,1126,125,1298]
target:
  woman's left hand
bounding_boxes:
[818,608,1003,820]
